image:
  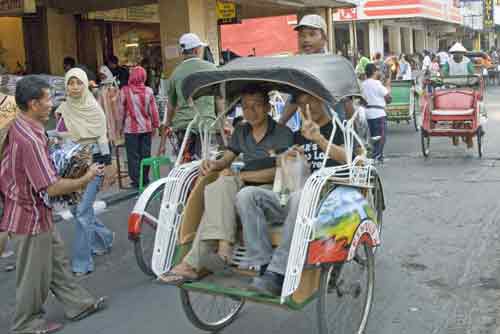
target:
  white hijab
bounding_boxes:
[56,68,108,148]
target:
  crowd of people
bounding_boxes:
[0,11,497,333]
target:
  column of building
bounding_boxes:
[369,20,384,57]
[159,0,220,75]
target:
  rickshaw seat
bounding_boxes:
[431,108,474,116]
[433,90,475,110]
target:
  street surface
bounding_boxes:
[2,87,500,334]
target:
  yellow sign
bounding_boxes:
[216,1,239,25]
[0,0,35,16]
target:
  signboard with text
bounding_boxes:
[0,0,35,16]
[216,1,240,25]
[87,5,160,23]
[484,0,495,29]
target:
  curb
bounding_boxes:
[54,189,139,223]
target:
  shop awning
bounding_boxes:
[41,0,357,14]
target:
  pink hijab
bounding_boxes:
[127,66,147,94]
[123,66,149,121]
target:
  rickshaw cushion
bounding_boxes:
[433,91,475,110]
[431,108,474,116]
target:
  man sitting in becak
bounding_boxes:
[236,93,347,296]
[442,42,474,77]
[158,83,293,285]
[442,42,476,148]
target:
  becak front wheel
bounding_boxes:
[180,288,245,332]
[317,244,375,334]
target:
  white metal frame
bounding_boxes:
[280,107,379,303]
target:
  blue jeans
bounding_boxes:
[367,116,387,161]
[70,175,113,273]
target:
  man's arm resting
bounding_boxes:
[47,174,93,197]
[212,151,237,171]
[240,168,276,184]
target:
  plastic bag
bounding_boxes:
[281,152,310,192]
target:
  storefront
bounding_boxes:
[0,0,36,74]
[333,0,463,57]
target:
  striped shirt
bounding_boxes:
[121,86,160,134]
[0,113,58,235]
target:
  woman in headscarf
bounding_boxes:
[98,65,123,145]
[56,68,114,276]
[120,66,160,188]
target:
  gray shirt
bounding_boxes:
[228,116,293,172]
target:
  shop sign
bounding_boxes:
[339,8,357,20]
[87,5,159,23]
[484,0,494,29]
[216,1,240,25]
[0,0,35,15]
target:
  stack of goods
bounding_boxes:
[0,74,65,107]
[39,75,66,107]
[48,139,92,207]
[0,74,20,96]
[0,95,19,159]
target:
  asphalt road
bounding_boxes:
[1,87,500,334]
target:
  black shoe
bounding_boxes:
[248,271,284,297]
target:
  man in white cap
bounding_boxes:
[279,14,354,124]
[158,33,218,158]
[442,42,474,76]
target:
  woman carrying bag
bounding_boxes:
[56,68,114,276]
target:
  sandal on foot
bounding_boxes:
[69,296,107,321]
[17,321,64,334]
[156,272,200,286]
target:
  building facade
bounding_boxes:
[333,0,463,57]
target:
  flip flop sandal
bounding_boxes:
[156,272,200,286]
[69,296,107,322]
[18,321,64,334]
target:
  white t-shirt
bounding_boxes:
[362,78,389,119]
[437,51,449,65]
[422,55,432,71]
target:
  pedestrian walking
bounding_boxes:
[55,68,114,276]
[107,55,129,89]
[121,66,160,188]
[1,75,107,334]
[362,63,392,163]
[398,54,412,80]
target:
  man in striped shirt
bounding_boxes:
[0,76,107,334]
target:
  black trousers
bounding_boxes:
[125,133,152,187]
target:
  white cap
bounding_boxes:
[179,33,207,52]
[294,14,327,35]
[449,42,467,53]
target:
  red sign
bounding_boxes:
[339,8,358,21]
